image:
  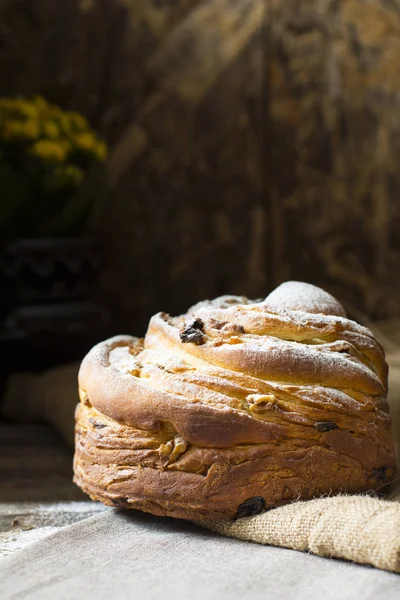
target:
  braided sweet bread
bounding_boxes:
[74,282,396,520]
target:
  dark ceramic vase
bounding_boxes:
[1,238,100,305]
[0,238,112,394]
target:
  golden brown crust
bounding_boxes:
[74,281,396,520]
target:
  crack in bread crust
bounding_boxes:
[74,282,396,520]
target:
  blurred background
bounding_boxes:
[0,0,400,501]
[2,0,400,340]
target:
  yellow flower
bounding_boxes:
[31,139,70,162]
[16,100,38,120]
[0,98,38,120]
[73,133,107,160]
[42,121,60,139]
[34,96,49,112]
[74,132,96,150]
[0,95,106,175]
[57,113,73,134]
[94,140,107,160]
[68,111,88,131]
[23,120,40,140]
[2,119,39,141]
[2,121,25,139]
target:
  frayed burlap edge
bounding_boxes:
[198,494,400,573]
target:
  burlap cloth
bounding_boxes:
[2,323,400,575]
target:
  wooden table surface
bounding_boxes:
[0,423,106,557]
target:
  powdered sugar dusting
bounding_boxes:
[109,346,140,374]
[187,295,254,314]
[265,281,346,317]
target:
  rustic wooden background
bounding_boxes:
[1,0,399,334]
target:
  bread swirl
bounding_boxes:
[74,282,396,520]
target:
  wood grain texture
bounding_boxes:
[101,0,267,331]
[267,0,400,317]
[0,0,399,333]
